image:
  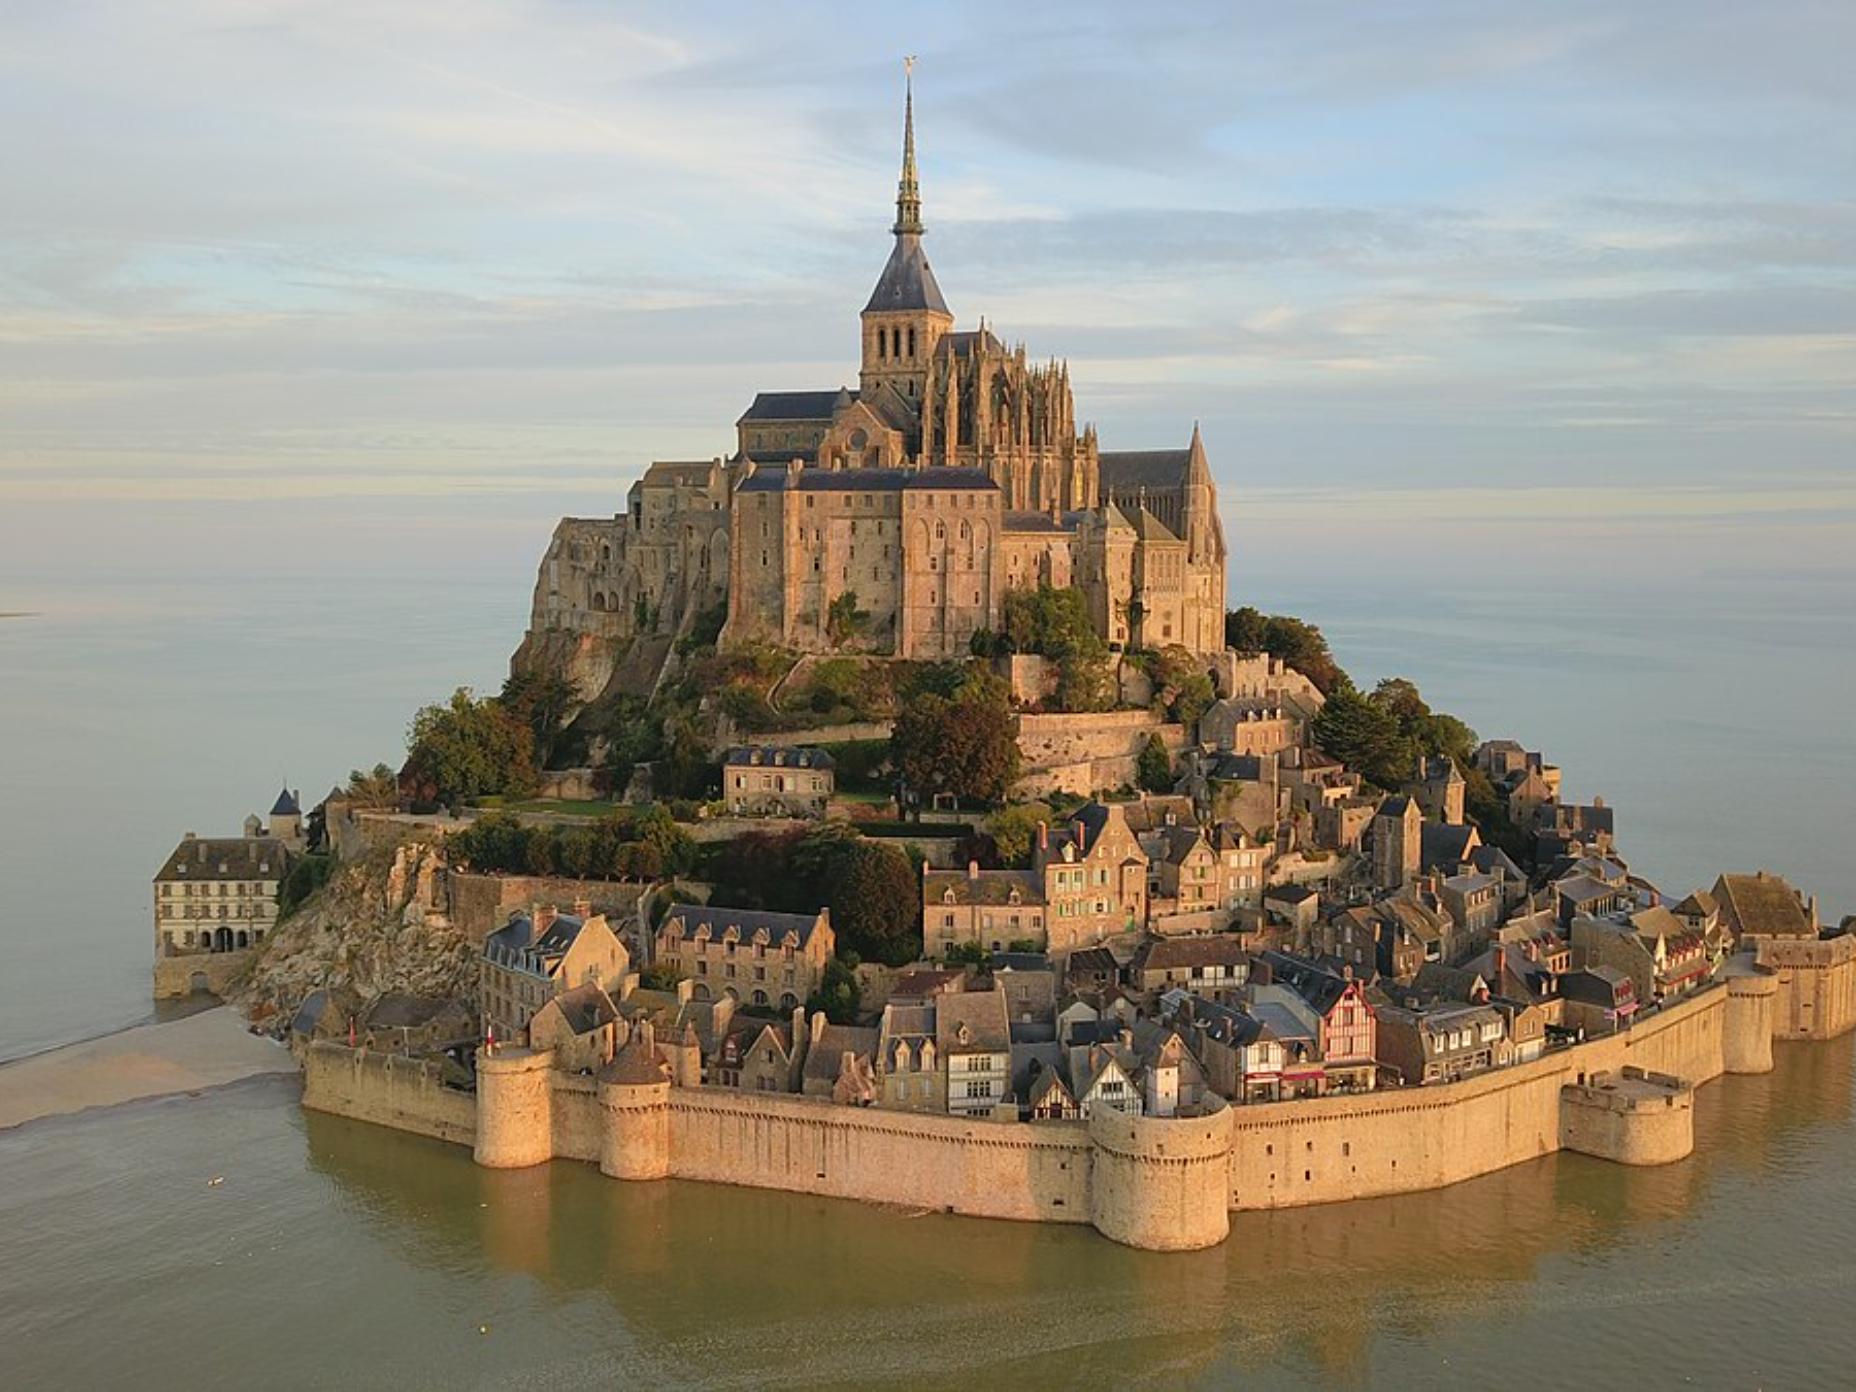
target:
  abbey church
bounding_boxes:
[519,78,1227,688]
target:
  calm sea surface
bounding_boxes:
[2,505,1854,1387]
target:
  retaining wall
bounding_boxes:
[300,951,1855,1251]
[301,1042,476,1147]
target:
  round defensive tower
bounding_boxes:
[474,1047,556,1169]
[1723,955,1778,1075]
[596,1031,672,1181]
[1087,1101,1233,1252]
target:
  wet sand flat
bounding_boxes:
[0,1007,293,1130]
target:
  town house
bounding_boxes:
[654,903,835,1010]
[1031,803,1148,953]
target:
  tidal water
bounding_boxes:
[2,1042,1853,1389]
[2,497,1855,1386]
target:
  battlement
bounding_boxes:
[1559,1067,1693,1166]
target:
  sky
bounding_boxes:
[2,0,1854,585]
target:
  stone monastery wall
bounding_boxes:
[302,952,1851,1253]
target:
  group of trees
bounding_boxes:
[403,688,539,809]
[1224,607,1346,695]
[976,584,1115,713]
[1141,645,1217,731]
[1309,677,1476,793]
[707,823,921,968]
[890,667,1020,806]
[448,806,697,882]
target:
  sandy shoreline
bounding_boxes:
[0,1006,295,1131]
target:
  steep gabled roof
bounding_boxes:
[864,233,950,315]
[1099,449,1191,491]
[737,390,847,423]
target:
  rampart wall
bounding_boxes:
[1756,934,1856,1040]
[301,1042,476,1147]
[301,951,1855,1252]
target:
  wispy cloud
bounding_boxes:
[1,0,1852,570]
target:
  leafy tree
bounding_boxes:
[1136,733,1174,793]
[1006,938,1042,954]
[897,660,973,702]
[1224,607,1348,695]
[342,763,401,811]
[1055,653,1114,713]
[278,853,335,919]
[1310,687,1413,790]
[828,840,921,966]
[805,955,863,1025]
[707,827,808,909]
[639,962,683,992]
[825,591,867,648]
[404,688,537,807]
[983,803,1051,868]
[1147,645,1216,728]
[675,602,728,657]
[891,675,1020,806]
[1003,584,1106,661]
[654,717,715,800]
[944,941,988,967]
[500,668,577,768]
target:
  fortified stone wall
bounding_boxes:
[1756,934,1856,1040]
[1222,983,1729,1211]
[1013,711,1186,798]
[153,949,253,1001]
[448,873,646,942]
[301,1042,476,1147]
[666,1087,1097,1228]
[303,951,1856,1252]
[1558,1069,1694,1167]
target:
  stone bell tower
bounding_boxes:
[860,59,953,410]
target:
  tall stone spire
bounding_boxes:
[894,57,923,236]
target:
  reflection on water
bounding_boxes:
[271,1037,1855,1389]
[0,1042,1851,1387]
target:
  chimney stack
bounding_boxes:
[533,903,558,935]
[968,860,980,880]
[573,897,593,920]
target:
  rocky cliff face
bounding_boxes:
[236,841,478,1022]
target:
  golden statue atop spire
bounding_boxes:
[894,56,923,237]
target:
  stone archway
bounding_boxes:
[189,972,211,994]
[214,927,233,952]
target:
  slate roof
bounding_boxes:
[1421,823,1480,871]
[659,903,827,949]
[924,869,1043,907]
[864,232,950,314]
[935,988,1011,1054]
[363,994,463,1030]
[938,328,1003,357]
[723,745,835,770]
[1376,796,1415,820]
[1003,509,1088,534]
[1133,936,1250,974]
[1066,947,1121,979]
[738,390,847,423]
[737,465,999,495]
[803,1023,878,1086]
[1257,952,1361,1018]
[154,835,289,883]
[270,786,300,816]
[1131,507,1180,543]
[1098,449,1191,491]
[546,982,619,1036]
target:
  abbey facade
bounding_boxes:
[518,81,1226,691]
